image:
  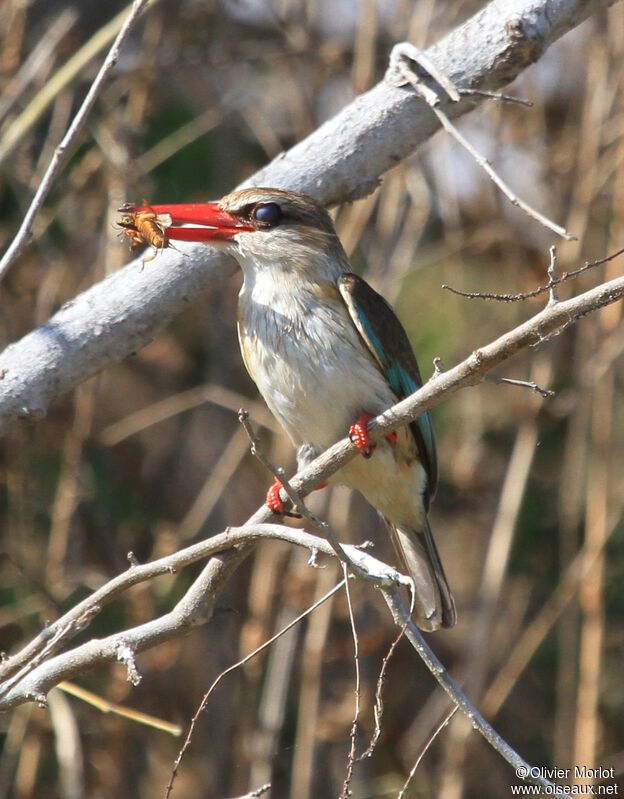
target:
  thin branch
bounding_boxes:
[164,577,346,799]
[238,408,307,520]
[0,524,404,706]
[397,706,458,799]
[0,621,76,702]
[458,88,533,107]
[442,284,540,302]
[340,565,361,799]
[547,246,561,305]
[356,621,407,762]
[483,374,554,399]
[392,50,575,241]
[0,0,152,283]
[381,587,567,796]
[443,244,624,302]
[0,520,409,696]
[0,548,245,708]
[429,104,575,240]
[388,41,460,102]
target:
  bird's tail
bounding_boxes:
[384,517,456,631]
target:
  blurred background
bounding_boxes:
[1,1,623,797]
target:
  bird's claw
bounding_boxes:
[265,477,325,516]
[349,413,398,457]
[266,478,286,514]
[349,413,375,458]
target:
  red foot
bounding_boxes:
[266,478,326,514]
[349,413,398,457]
[349,413,375,458]
[266,478,285,514]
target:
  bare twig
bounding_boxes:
[164,578,346,799]
[0,525,405,696]
[357,622,408,761]
[483,374,554,398]
[397,706,458,799]
[340,565,361,799]
[443,244,624,303]
[458,88,533,107]
[0,622,75,701]
[388,42,460,102]
[238,408,308,519]
[427,102,576,240]
[381,587,567,796]
[442,284,540,302]
[0,0,152,282]
[391,46,575,241]
[547,246,561,305]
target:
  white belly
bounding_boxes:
[239,290,395,449]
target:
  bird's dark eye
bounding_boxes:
[252,202,282,227]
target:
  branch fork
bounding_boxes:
[238,408,411,589]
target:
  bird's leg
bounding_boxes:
[297,444,327,490]
[349,412,398,458]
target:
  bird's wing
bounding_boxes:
[337,272,437,503]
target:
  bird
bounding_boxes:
[123,188,456,631]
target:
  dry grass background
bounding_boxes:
[1,1,623,797]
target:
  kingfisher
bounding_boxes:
[124,188,456,631]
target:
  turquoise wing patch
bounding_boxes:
[338,273,438,501]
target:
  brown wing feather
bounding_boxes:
[337,273,437,504]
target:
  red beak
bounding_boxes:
[128,202,253,242]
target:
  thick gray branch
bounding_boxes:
[0,0,618,434]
